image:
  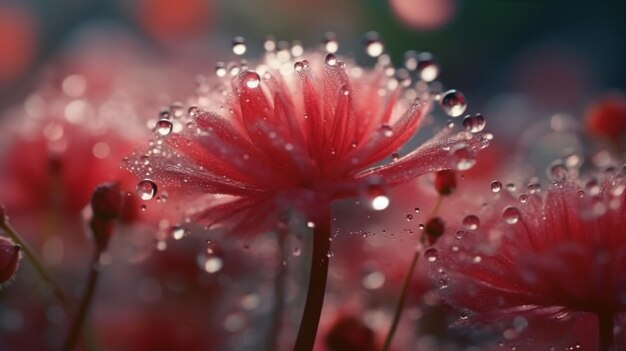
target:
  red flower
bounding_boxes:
[0,236,20,286]
[431,174,626,350]
[128,46,488,236]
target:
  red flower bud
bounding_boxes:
[324,316,377,351]
[424,217,445,245]
[91,183,123,220]
[0,236,21,286]
[434,170,457,196]
[585,94,626,140]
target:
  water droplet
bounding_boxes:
[416,52,439,82]
[294,61,305,72]
[154,119,173,136]
[137,180,157,201]
[323,32,339,53]
[462,215,480,230]
[440,90,467,117]
[424,248,439,262]
[462,113,486,133]
[232,36,246,55]
[362,271,385,290]
[170,226,186,240]
[203,256,223,273]
[506,183,517,192]
[371,195,390,211]
[502,206,521,224]
[519,194,529,204]
[215,62,227,77]
[188,106,200,118]
[307,221,316,228]
[380,124,393,137]
[404,50,418,70]
[243,71,261,88]
[449,144,476,170]
[325,53,337,66]
[362,31,384,57]
[406,214,414,221]
[548,161,568,182]
[292,247,301,257]
[491,181,502,193]
[414,207,420,213]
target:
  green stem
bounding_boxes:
[381,248,420,351]
[265,229,288,351]
[0,222,74,311]
[292,207,331,351]
[598,311,614,351]
[62,252,101,351]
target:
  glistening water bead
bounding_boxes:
[440,90,467,117]
[362,31,384,58]
[155,119,173,136]
[137,179,157,201]
[232,36,247,56]
[462,114,486,133]
[502,206,521,224]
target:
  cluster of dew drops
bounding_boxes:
[129,32,491,252]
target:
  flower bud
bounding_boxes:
[0,236,21,286]
[434,170,457,196]
[585,94,626,140]
[424,217,445,245]
[91,183,123,220]
[324,316,377,351]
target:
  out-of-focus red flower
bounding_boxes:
[585,93,626,142]
[432,174,626,349]
[128,42,488,236]
[134,0,212,44]
[0,236,20,286]
[389,0,456,30]
[0,3,37,85]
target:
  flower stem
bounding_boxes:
[0,221,74,311]
[293,208,331,351]
[381,247,420,351]
[265,229,288,351]
[598,311,614,351]
[63,252,102,351]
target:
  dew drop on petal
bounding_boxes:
[325,53,337,66]
[491,180,502,193]
[243,71,261,88]
[462,215,480,230]
[462,113,486,133]
[519,194,529,204]
[404,50,418,70]
[307,221,316,228]
[440,90,467,117]
[323,32,339,53]
[215,62,227,77]
[232,36,246,56]
[449,144,476,170]
[292,247,301,257]
[188,106,199,118]
[424,248,439,262]
[548,161,568,181]
[294,61,305,72]
[203,256,223,273]
[363,31,384,57]
[416,52,439,82]
[371,195,390,211]
[406,214,413,221]
[155,119,173,136]
[502,206,521,224]
[137,180,157,201]
[381,124,393,137]
[170,226,186,240]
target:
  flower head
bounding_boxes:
[128,36,488,235]
[431,173,626,349]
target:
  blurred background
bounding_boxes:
[1,1,626,350]
[1,0,626,119]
